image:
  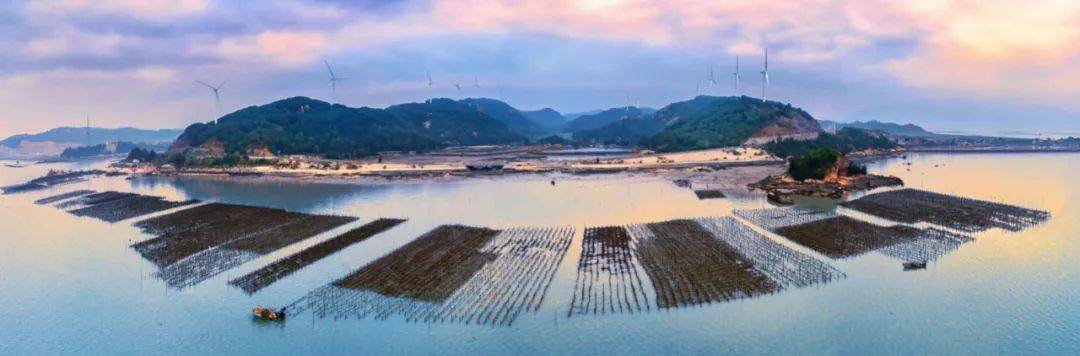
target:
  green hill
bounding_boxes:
[170,97,523,158]
[566,106,655,134]
[458,98,548,137]
[574,96,821,152]
[1,127,180,148]
[521,108,567,130]
[648,96,820,151]
[821,120,933,137]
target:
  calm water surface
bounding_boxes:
[0,153,1077,355]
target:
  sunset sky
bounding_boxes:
[2,0,1078,138]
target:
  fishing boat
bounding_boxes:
[465,163,504,171]
[252,306,287,321]
[903,261,927,270]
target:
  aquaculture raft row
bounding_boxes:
[569,217,843,314]
[841,188,1050,232]
[131,202,356,289]
[230,218,407,294]
[736,206,976,263]
[569,226,651,316]
[292,226,574,326]
[34,190,94,205]
[632,219,779,309]
[36,189,200,223]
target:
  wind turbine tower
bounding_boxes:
[196,80,226,115]
[426,70,435,103]
[760,48,769,101]
[733,55,741,95]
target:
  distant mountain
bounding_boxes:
[821,120,933,137]
[169,97,524,158]
[566,106,656,134]
[571,107,661,144]
[576,96,822,152]
[60,141,167,159]
[563,110,603,121]
[521,108,567,130]
[1,127,181,148]
[458,98,548,137]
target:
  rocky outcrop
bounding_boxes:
[743,114,822,146]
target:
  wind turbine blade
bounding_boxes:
[195,80,214,89]
[217,80,227,89]
[324,60,336,78]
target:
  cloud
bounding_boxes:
[209,31,328,68]
[25,0,210,20]
[2,0,1077,138]
[883,1,1080,105]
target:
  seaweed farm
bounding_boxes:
[842,188,1051,232]
[775,216,930,259]
[33,189,93,205]
[70,194,200,222]
[230,218,407,294]
[569,226,651,315]
[36,189,199,223]
[695,216,844,288]
[632,219,779,309]
[4,152,1077,354]
[292,225,574,325]
[733,206,838,231]
[570,217,844,314]
[131,203,356,288]
[693,189,726,200]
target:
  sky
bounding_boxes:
[1,0,1078,138]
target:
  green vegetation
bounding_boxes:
[125,148,159,162]
[846,163,868,176]
[172,97,525,160]
[60,142,147,158]
[765,127,896,158]
[566,106,654,134]
[821,120,933,137]
[520,108,567,130]
[648,96,818,152]
[535,135,572,145]
[788,148,840,181]
[572,96,819,152]
[458,98,549,137]
[572,115,665,145]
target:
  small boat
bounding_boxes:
[465,163,504,171]
[252,306,287,321]
[903,261,927,270]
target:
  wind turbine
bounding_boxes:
[708,65,718,89]
[324,60,344,94]
[196,80,226,115]
[473,75,480,88]
[733,55,741,95]
[760,48,769,101]
[425,70,435,103]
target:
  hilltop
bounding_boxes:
[566,106,656,134]
[821,120,933,137]
[0,127,181,159]
[575,96,821,152]
[168,97,525,159]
